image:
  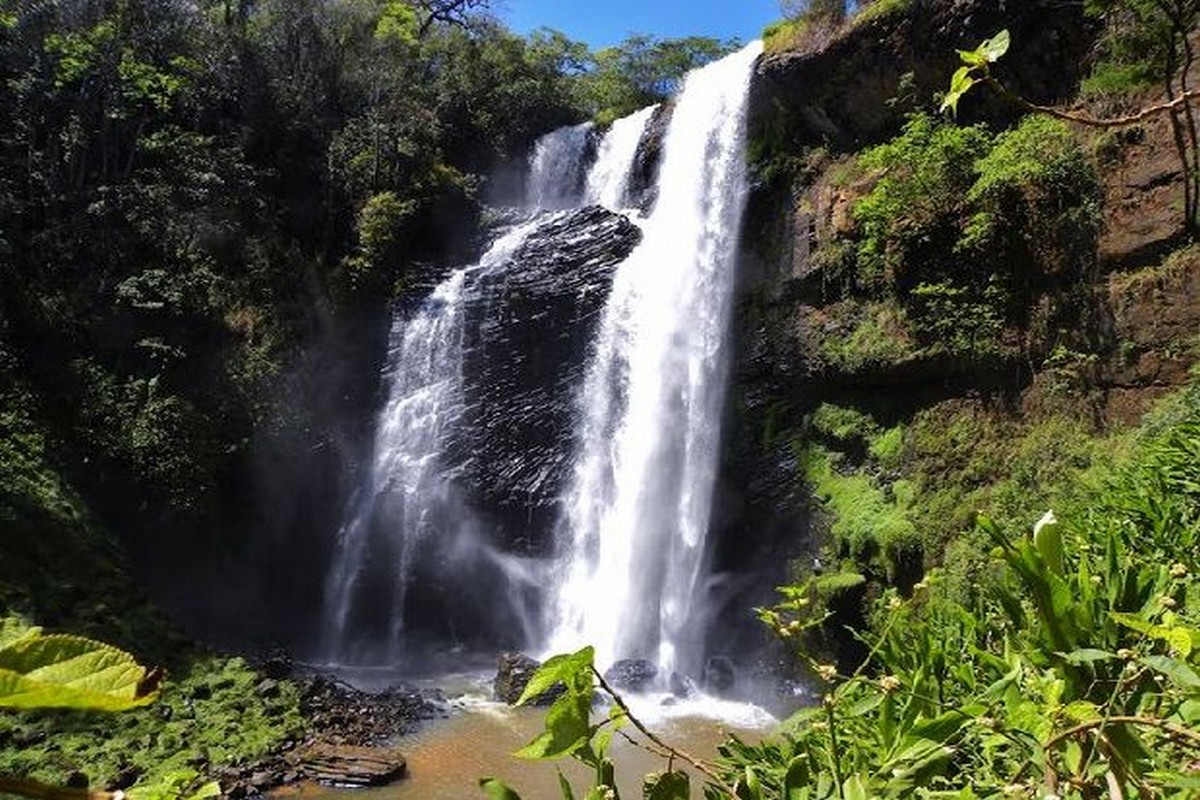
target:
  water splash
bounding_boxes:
[527,122,593,209]
[548,43,763,677]
[585,105,658,211]
[321,222,541,664]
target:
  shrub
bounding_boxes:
[853,114,993,286]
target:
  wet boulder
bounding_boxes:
[494,651,562,706]
[603,659,659,693]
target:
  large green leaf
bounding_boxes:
[0,619,160,711]
[513,684,592,760]
[979,30,1010,63]
[516,646,594,707]
[1140,655,1200,689]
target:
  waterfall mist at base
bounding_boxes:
[320,44,770,682]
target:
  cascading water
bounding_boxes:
[547,42,763,677]
[321,222,541,664]
[526,122,594,209]
[584,105,658,210]
[320,47,761,673]
[321,114,653,665]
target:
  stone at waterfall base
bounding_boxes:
[286,743,408,787]
[494,652,564,705]
[602,659,658,693]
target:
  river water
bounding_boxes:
[302,674,775,800]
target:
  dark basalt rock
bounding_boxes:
[669,671,696,698]
[702,656,736,694]
[628,103,673,212]
[603,659,659,693]
[448,205,642,549]
[494,651,564,706]
[288,743,408,787]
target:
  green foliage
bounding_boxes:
[375,0,419,44]
[813,301,917,374]
[854,114,993,284]
[850,0,912,26]
[0,616,159,711]
[809,403,877,444]
[0,617,224,800]
[762,18,810,55]
[963,115,1101,261]
[482,646,641,800]
[0,654,304,789]
[907,279,1005,357]
[726,388,1200,797]
[824,112,1098,365]
[572,34,736,123]
[799,444,918,576]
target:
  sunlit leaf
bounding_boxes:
[1060,649,1116,665]
[516,646,594,707]
[0,621,160,711]
[979,30,1010,63]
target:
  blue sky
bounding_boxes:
[497,0,781,48]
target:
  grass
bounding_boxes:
[762,17,811,55]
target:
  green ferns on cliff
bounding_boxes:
[855,113,1099,350]
[723,382,1200,799]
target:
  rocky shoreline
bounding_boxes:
[220,670,446,798]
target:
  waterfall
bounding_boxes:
[320,116,651,664]
[548,42,763,677]
[321,221,542,664]
[320,64,757,669]
[585,105,658,210]
[527,122,594,209]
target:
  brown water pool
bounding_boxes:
[299,677,776,800]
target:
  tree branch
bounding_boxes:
[590,667,738,797]
[984,75,1200,129]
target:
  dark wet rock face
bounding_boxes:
[628,103,673,212]
[448,206,642,550]
[702,656,736,694]
[603,659,659,693]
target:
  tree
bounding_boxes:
[945,16,1200,235]
[572,34,738,123]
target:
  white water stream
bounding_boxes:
[585,105,658,210]
[548,43,763,676]
[322,42,762,680]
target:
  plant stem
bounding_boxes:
[591,667,738,797]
